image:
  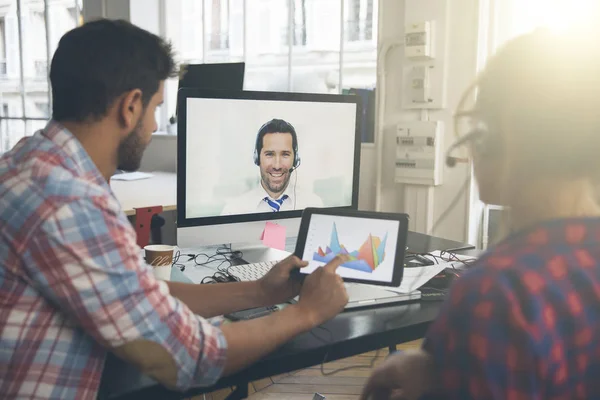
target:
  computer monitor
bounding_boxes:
[178,62,245,92]
[177,89,362,261]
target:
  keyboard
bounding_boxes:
[227,260,279,281]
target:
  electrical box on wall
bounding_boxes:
[402,63,444,109]
[402,0,449,110]
[395,121,444,186]
[405,21,434,60]
[408,65,430,104]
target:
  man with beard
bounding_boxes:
[0,20,348,399]
[222,119,324,215]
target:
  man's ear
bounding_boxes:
[118,89,144,132]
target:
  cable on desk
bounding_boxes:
[439,249,477,268]
[201,271,240,284]
[406,250,477,272]
[171,245,246,281]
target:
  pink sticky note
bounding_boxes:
[262,222,286,251]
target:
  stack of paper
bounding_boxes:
[382,251,478,294]
[386,264,448,294]
[111,171,153,181]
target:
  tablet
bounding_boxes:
[294,208,409,287]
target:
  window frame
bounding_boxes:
[0,0,82,153]
[159,0,377,132]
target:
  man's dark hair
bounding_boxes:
[256,119,298,156]
[50,19,177,122]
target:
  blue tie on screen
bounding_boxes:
[264,195,289,212]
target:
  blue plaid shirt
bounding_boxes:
[423,217,600,400]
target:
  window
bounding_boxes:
[34,101,49,118]
[208,0,229,50]
[0,17,6,75]
[347,0,374,42]
[163,0,378,137]
[67,6,78,25]
[284,0,307,47]
[0,0,83,154]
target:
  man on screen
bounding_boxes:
[222,118,324,215]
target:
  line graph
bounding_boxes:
[313,223,387,273]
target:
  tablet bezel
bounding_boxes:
[293,208,409,287]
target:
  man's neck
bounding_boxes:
[261,180,289,200]
[60,120,120,182]
[507,177,600,232]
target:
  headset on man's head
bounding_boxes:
[253,119,302,173]
[445,117,500,168]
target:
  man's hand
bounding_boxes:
[360,349,436,400]
[220,256,349,377]
[296,255,349,326]
[257,255,308,305]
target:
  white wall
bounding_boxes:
[376,0,481,243]
[358,144,376,210]
[81,0,483,243]
[81,0,380,212]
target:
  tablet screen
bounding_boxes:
[299,213,401,284]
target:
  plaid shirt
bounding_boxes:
[423,217,600,400]
[0,121,227,399]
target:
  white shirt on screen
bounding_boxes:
[221,183,324,216]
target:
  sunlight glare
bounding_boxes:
[513,0,600,34]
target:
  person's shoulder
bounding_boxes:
[0,136,116,236]
[447,241,556,310]
[221,188,259,215]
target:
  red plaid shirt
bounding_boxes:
[423,217,600,399]
[0,122,227,399]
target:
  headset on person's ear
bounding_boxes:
[253,119,301,173]
[445,125,500,168]
[445,129,484,167]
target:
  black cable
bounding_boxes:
[293,169,297,210]
[439,250,477,268]
[308,325,381,376]
[172,250,186,271]
[408,174,473,294]
[321,348,381,376]
[429,175,472,237]
[201,271,240,284]
[171,245,246,279]
[191,244,244,271]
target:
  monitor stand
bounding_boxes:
[233,243,291,264]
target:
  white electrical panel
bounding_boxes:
[402,63,444,109]
[409,66,430,104]
[401,0,449,111]
[395,121,444,186]
[405,21,434,60]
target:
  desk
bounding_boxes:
[99,232,472,400]
[110,172,177,216]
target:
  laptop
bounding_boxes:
[344,283,420,310]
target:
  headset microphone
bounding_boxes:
[445,129,484,167]
[288,167,295,173]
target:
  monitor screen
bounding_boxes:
[178,90,361,226]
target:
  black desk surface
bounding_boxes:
[99,232,473,400]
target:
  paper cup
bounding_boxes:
[144,244,175,281]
